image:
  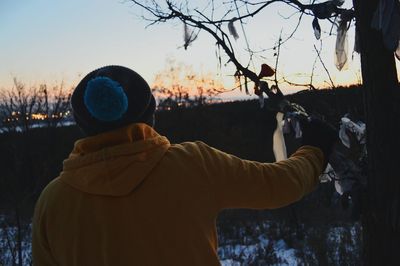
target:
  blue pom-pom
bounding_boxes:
[84,77,128,122]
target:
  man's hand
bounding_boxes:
[301,117,339,167]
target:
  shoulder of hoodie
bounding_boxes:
[166,141,222,162]
[167,141,219,157]
[35,177,71,210]
[33,177,64,219]
[35,142,213,197]
[166,141,235,168]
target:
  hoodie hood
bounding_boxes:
[60,123,170,196]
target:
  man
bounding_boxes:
[32,65,337,265]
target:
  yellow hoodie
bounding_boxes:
[32,123,324,266]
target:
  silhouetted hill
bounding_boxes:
[0,86,363,224]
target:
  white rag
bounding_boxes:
[273,112,287,161]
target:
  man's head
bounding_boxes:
[71,65,155,136]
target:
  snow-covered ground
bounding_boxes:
[219,238,299,266]
[0,217,361,265]
[217,219,361,265]
[0,222,32,265]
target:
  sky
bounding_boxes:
[1,0,399,98]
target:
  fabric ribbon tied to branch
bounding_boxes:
[335,16,349,71]
[371,0,400,60]
[228,18,239,40]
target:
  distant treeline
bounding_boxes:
[0,85,364,224]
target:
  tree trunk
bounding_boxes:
[353,0,400,264]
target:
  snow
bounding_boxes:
[220,259,241,266]
[217,220,361,265]
[0,216,361,265]
[218,230,301,265]
[273,240,298,265]
[0,223,32,265]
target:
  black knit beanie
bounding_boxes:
[71,65,156,136]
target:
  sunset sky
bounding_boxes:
[1,0,399,98]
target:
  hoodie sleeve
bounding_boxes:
[194,142,324,210]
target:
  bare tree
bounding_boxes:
[0,80,72,133]
[0,79,42,133]
[0,80,72,265]
[152,59,225,109]
[131,0,400,264]
[131,0,351,94]
[352,0,400,264]
[37,83,72,128]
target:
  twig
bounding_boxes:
[233,0,256,70]
[274,31,283,87]
[282,77,317,90]
[310,52,318,89]
[313,43,336,88]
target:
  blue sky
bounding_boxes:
[1,0,399,97]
